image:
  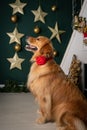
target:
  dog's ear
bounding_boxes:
[40,44,53,58]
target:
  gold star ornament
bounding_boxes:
[7,53,25,70]
[48,22,65,43]
[9,0,27,15]
[7,27,24,44]
[31,6,48,23]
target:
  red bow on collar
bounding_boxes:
[36,56,52,65]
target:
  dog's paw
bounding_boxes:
[36,117,46,124]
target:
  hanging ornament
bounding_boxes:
[48,22,65,43]
[73,15,79,29]
[11,15,18,23]
[31,6,48,23]
[7,52,25,70]
[51,5,57,12]
[73,16,86,32]
[53,50,58,57]
[14,43,21,52]
[9,0,27,15]
[7,27,24,44]
[34,26,40,34]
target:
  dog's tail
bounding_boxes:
[74,118,87,130]
[54,103,87,130]
[56,111,87,130]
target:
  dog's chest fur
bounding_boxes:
[28,60,64,85]
[27,60,66,97]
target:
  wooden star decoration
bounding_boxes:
[31,6,48,23]
[48,22,65,43]
[7,53,25,70]
[9,0,27,15]
[7,27,24,44]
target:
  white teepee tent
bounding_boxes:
[60,0,87,89]
[61,0,87,73]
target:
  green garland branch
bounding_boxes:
[0,80,29,93]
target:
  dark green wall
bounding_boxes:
[0,0,72,84]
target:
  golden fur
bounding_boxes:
[26,36,87,130]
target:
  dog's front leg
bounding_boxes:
[36,94,52,124]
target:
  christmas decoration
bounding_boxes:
[51,5,57,11]
[7,53,25,70]
[34,26,40,34]
[83,31,87,44]
[73,15,86,32]
[11,15,18,23]
[14,43,21,52]
[67,55,81,86]
[72,0,84,30]
[48,22,65,43]
[31,6,48,23]
[0,80,28,93]
[73,16,87,45]
[7,27,24,44]
[53,50,58,56]
[73,15,79,29]
[9,0,27,15]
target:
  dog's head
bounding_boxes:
[25,36,55,62]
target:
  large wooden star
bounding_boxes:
[48,22,65,43]
[31,6,48,23]
[7,27,24,44]
[7,53,25,70]
[9,0,27,15]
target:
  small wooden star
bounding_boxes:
[7,27,24,44]
[9,0,27,15]
[48,22,65,43]
[7,53,25,70]
[31,6,48,23]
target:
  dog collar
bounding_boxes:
[36,56,52,65]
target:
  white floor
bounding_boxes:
[0,93,56,130]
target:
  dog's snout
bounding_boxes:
[26,36,33,42]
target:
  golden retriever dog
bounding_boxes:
[25,36,87,130]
